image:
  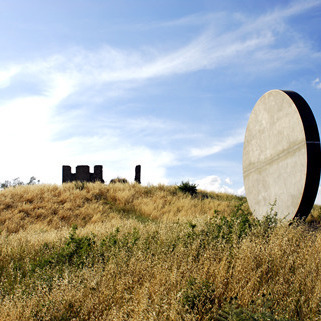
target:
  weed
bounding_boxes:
[0,182,319,320]
[73,181,87,190]
[30,225,96,272]
[215,303,295,321]
[181,277,216,317]
[260,201,279,233]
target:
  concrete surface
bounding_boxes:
[243,90,321,220]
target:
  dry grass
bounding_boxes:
[0,182,320,320]
[0,182,240,234]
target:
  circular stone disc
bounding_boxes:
[243,90,321,220]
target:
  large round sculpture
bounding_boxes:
[243,90,321,220]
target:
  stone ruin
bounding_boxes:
[135,165,141,184]
[62,165,104,183]
[62,164,142,184]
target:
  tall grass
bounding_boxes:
[0,182,320,320]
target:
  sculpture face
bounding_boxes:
[243,90,321,220]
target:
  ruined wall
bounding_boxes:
[135,165,141,184]
[62,165,104,183]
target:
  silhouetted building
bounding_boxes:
[135,165,141,184]
[62,165,104,183]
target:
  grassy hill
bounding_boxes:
[0,182,321,320]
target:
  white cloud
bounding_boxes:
[196,175,232,194]
[4,1,318,95]
[0,124,176,185]
[133,0,321,78]
[0,61,180,185]
[1,0,319,106]
[237,186,245,196]
[312,78,321,89]
[0,67,21,89]
[190,129,245,158]
[274,0,321,19]
[225,177,232,185]
[0,1,320,186]
[159,12,222,27]
[196,175,245,195]
[47,137,175,185]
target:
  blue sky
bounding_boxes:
[1,0,321,200]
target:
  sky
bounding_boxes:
[1,0,321,202]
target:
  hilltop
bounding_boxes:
[0,182,321,320]
[0,182,244,234]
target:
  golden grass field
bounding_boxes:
[0,182,321,320]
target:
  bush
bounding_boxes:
[30,225,96,272]
[178,181,198,196]
[110,177,128,184]
[181,277,216,317]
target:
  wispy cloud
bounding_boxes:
[10,6,321,78]
[159,12,222,27]
[1,0,320,102]
[0,0,320,185]
[269,0,321,19]
[190,129,245,158]
[312,78,321,89]
[0,66,21,88]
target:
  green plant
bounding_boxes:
[257,201,279,235]
[214,303,295,321]
[30,225,96,272]
[73,181,87,190]
[110,177,128,184]
[199,201,254,245]
[181,277,216,316]
[178,181,198,196]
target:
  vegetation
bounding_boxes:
[178,180,198,196]
[109,177,129,184]
[0,182,320,320]
[0,176,39,189]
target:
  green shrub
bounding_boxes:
[30,225,96,272]
[215,303,295,321]
[181,277,216,316]
[110,177,128,184]
[178,181,198,196]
